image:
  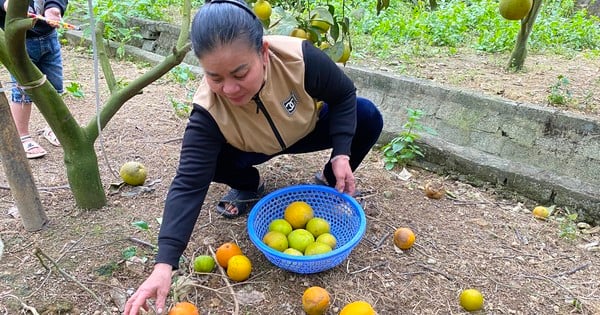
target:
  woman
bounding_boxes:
[124,0,383,313]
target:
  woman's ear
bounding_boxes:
[261,41,270,65]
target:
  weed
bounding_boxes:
[556,207,578,240]
[65,81,84,98]
[170,64,197,85]
[168,65,197,117]
[381,108,435,170]
[547,75,573,106]
[170,96,192,118]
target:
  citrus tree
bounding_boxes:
[498,0,544,70]
[248,0,353,64]
[0,0,192,210]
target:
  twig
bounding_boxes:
[451,199,514,206]
[374,233,390,249]
[2,294,40,315]
[57,235,86,262]
[0,184,69,191]
[208,245,239,315]
[162,137,183,144]
[416,263,454,281]
[33,247,111,312]
[521,273,589,312]
[129,237,157,249]
[549,262,590,278]
[348,261,388,274]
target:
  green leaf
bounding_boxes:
[328,41,345,62]
[330,21,340,42]
[132,220,149,230]
[122,246,137,260]
[310,7,334,25]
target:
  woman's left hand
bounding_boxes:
[44,7,62,24]
[331,155,355,196]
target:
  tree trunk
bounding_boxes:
[64,140,107,209]
[0,84,48,231]
[508,0,544,71]
[429,0,438,10]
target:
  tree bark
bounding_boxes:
[0,85,48,231]
[508,0,544,71]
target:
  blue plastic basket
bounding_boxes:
[247,184,366,274]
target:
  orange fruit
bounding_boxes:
[290,28,308,39]
[499,0,532,20]
[119,161,147,186]
[253,0,272,21]
[393,227,415,250]
[459,288,484,311]
[337,42,351,64]
[283,247,303,256]
[319,41,331,50]
[287,228,315,253]
[310,18,330,33]
[193,255,215,273]
[339,300,375,315]
[215,242,243,268]
[316,233,337,249]
[304,241,332,256]
[168,301,199,315]
[263,230,289,252]
[302,286,330,315]
[305,217,330,237]
[284,201,314,229]
[226,254,252,281]
[268,218,293,236]
[532,206,550,219]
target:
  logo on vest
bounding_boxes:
[281,91,298,115]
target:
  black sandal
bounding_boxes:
[216,182,265,219]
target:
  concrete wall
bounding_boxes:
[346,67,599,223]
[63,19,600,224]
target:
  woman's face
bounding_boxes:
[200,39,269,106]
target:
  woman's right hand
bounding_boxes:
[123,263,173,315]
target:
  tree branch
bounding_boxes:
[95,20,118,93]
[34,247,112,312]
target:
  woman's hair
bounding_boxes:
[191,0,264,59]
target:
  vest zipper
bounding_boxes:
[253,95,287,151]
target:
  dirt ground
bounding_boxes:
[1,44,600,315]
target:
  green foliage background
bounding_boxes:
[67,0,600,61]
[350,0,600,59]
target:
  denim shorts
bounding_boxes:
[10,30,64,103]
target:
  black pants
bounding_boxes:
[212,97,384,192]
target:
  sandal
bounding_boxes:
[41,127,60,147]
[216,182,265,219]
[21,135,47,159]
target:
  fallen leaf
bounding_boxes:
[424,182,445,199]
[397,167,412,181]
[236,289,266,305]
[581,226,600,235]
[7,206,19,218]
[109,278,127,313]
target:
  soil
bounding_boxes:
[1,44,599,315]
